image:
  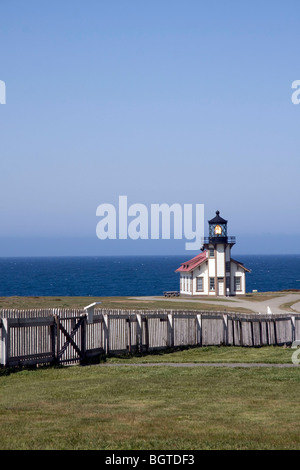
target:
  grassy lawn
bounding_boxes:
[105,345,295,364]
[0,294,281,312]
[1,361,300,450]
[1,291,299,313]
[1,295,299,450]
[0,295,253,313]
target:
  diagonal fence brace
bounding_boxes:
[57,316,86,359]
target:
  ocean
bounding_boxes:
[0,255,299,297]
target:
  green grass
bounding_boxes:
[1,291,299,313]
[0,294,262,313]
[1,345,300,450]
[1,295,299,450]
[0,295,247,312]
[105,345,294,364]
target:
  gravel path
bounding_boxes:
[129,293,300,314]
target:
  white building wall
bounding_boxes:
[216,244,225,277]
[202,263,209,295]
[191,263,208,295]
[179,252,247,296]
[230,262,246,295]
[180,273,193,295]
[208,258,215,278]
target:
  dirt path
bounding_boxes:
[129,293,300,314]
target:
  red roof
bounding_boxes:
[175,251,207,273]
[231,258,251,272]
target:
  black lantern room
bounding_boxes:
[202,210,236,248]
[208,210,227,240]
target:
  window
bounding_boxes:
[226,261,230,272]
[226,277,230,289]
[234,276,241,291]
[209,248,214,257]
[209,277,215,291]
[196,277,203,291]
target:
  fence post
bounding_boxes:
[232,318,235,345]
[144,317,149,352]
[274,319,278,345]
[136,313,142,352]
[265,320,270,345]
[223,314,228,345]
[196,314,202,346]
[127,316,132,353]
[291,316,296,344]
[50,318,56,363]
[239,319,243,346]
[80,315,87,363]
[167,313,174,348]
[54,314,60,364]
[259,320,263,346]
[1,319,9,366]
[250,320,254,346]
[103,313,109,354]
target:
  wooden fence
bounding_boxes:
[1,308,300,367]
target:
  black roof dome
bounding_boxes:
[208,210,227,224]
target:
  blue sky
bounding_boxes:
[0,0,299,255]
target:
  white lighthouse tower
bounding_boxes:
[176,210,250,296]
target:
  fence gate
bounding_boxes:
[54,314,87,364]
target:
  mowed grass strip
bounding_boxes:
[106,345,295,364]
[1,363,300,450]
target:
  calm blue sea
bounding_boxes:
[0,255,299,297]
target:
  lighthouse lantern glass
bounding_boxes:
[214,225,222,235]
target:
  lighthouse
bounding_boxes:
[176,210,250,296]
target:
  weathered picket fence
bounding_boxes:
[1,308,300,367]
